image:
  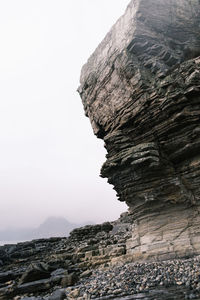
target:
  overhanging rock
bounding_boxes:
[78,0,200,260]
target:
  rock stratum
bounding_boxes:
[2,219,200,299]
[2,1,200,299]
[78,0,200,260]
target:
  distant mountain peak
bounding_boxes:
[38,216,71,228]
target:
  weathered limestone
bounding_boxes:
[78,0,200,260]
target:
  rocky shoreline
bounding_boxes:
[2,0,200,299]
[1,218,200,300]
[74,257,200,300]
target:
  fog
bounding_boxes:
[0,1,130,230]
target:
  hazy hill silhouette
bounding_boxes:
[0,217,93,241]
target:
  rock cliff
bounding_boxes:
[2,1,200,299]
[78,0,200,260]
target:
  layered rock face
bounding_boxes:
[79,0,200,260]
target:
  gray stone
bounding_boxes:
[19,262,50,284]
[60,273,78,287]
[48,289,66,300]
[80,269,92,278]
[20,297,44,300]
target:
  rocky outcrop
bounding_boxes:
[2,221,200,299]
[78,0,200,260]
[0,217,133,299]
[3,1,200,298]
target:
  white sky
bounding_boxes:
[0,0,129,229]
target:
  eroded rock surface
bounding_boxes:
[2,220,200,299]
[78,0,200,260]
[0,217,132,299]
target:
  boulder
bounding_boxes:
[60,273,78,287]
[48,289,66,300]
[19,262,50,284]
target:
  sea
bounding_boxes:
[0,240,23,246]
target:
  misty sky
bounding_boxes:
[0,0,130,230]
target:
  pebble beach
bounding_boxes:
[63,257,200,299]
[15,256,200,300]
